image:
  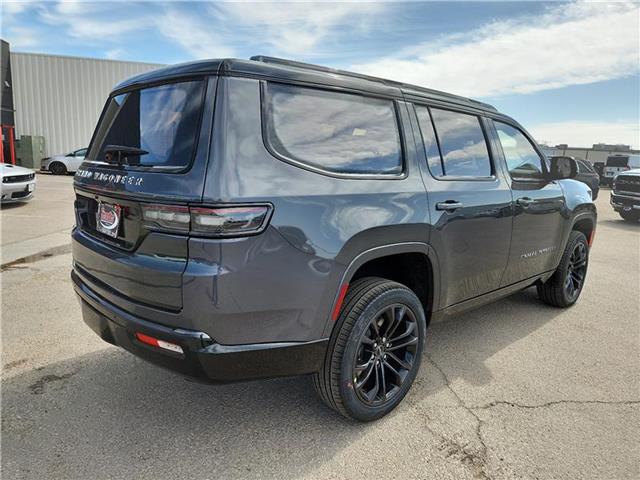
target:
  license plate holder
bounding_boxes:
[96,202,122,238]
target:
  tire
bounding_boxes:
[49,162,67,175]
[313,277,427,421]
[537,231,589,308]
[619,211,640,223]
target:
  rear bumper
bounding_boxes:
[72,270,328,383]
[610,192,640,212]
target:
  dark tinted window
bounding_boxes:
[430,109,491,177]
[606,156,629,167]
[75,148,87,157]
[88,80,205,169]
[265,83,402,175]
[494,122,544,178]
[415,105,444,177]
[577,159,595,173]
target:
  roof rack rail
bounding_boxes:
[249,55,497,112]
[250,55,402,87]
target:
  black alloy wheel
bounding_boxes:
[537,230,589,308]
[352,303,418,406]
[313,277,426,421]
[564,242,587,302]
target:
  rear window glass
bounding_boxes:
[87,80,205,170]
[264,83,403,175]
[430,108,492,177]
[606,156,629,167]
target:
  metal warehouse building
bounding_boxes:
[10,51,163,157]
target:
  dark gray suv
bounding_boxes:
[72,56,597,421]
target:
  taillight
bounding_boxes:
[141,203,272,237]
[141,204,190,232]
[191,206,270,236]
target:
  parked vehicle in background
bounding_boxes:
[593,161,605,184]
[1,163,36,203]
[611,169,640,222]
[574,158,600,200]
[41,148,87,175]
[603,154,640,186]
[72,56,597,421]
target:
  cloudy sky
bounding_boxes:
[3,1,639,148]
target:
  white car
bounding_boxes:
[1,163,37,203]
[41,147,87,175]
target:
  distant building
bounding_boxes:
[540,143,640,164]
[9,48,163,156]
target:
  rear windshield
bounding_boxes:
[87,80,205,170]
[606,156,629,167]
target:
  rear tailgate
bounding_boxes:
[72,76,216,312]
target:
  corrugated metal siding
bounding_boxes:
[11,52,164,156]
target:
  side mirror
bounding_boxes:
[548,156,577,180]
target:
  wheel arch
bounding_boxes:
[322,242,441,338]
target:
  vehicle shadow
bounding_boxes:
[1,289,561,479]
[0,202,27,210]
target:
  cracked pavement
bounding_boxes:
[2,178,639,479]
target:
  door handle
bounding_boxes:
[516,197,534,207]
[436,201,464,211]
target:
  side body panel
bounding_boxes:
[195,76,431,343]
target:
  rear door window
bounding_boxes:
[264,83,403,175]
[430,108,492,177]
[494,121,545,179]
[87,80,205,170]
[414,105,444,177]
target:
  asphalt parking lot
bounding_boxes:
[2,174,639,479]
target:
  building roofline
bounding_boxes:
[11,50,165,68]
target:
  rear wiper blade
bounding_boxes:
[103,145,149,165]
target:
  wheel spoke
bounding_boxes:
[355,360,375,388]
[378,361,387,400]
[388,336,418,351]
[355,355,374,374]
[360,332,375,345]
[387,351,412,371]
[383,359,401,379]
[385,305,405,339]
[390,321,416,343]
[364,364,380,401]
[370,315,381,336]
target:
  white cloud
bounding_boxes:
[37,1,148,41]
[353,1,640,98]
[104,47,125,60]
[154,9,235,60]
[530,121,640,149]
[211,2,383,55]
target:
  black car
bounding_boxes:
[611,169,640,222]
[575,158,600,200]
[72,56,597,421]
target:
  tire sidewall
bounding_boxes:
[338,287,426,421]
